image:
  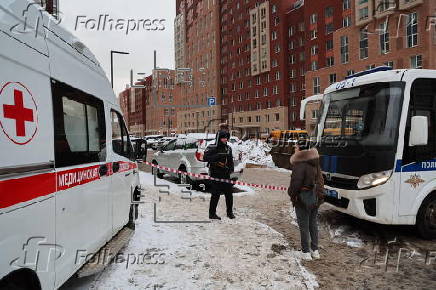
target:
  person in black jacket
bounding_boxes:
[203,130,235,220]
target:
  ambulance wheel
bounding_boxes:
[0,268,41,290]
[151,161,163,179]
[417,193,436,240]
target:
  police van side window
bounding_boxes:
[52,81,106,167]
[111,111,133,159]
[403,78,436,164]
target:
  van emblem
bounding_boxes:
[0,82,38,145]
[405,174,425,189]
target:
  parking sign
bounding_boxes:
[208,97,216,106]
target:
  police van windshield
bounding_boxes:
[321,82,404,147]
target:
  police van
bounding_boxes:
[316,67,436,239]
[0,1,141,289]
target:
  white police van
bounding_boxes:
[316,67,436,239]
[0,1,141,288]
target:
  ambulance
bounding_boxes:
[316,67,436,239]
[0,1,141,289]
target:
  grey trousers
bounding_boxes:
[295,205,319,253]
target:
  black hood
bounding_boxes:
[215,130,230,146]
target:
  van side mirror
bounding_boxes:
[409,116,428,146]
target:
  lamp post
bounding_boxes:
[110,50,129,89]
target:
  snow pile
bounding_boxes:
[65,172,318,289]
[232,140,274,171]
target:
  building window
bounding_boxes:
[311,61,318,71]
[289,26,295,36]
[340,35,349,64]
[329,74,337,84]
[347,70,355,76]
[326,23,335,34]
[311,45,318,56]
[310,29,318,39]
[263,87,268,96]
[275,71,281,80]
[359,28,368,59]
[313,77,320,94]
[359,7,369,21]
[256,116,261,122]
[343,0,350,10]
[310,14,317,24]
[272,31,277,40]
[325,6,334,18]
[326,39,334,50]
[384,61,394,68]
[343,16,352,27]
[379,20,390,54]
[406,12,418,48]
[273,86,279,94]
[326,56,335,67]
[275,113,280,121]
[411,55,423,69]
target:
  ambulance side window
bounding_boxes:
[111,111,133,159]
[52,81,106,168]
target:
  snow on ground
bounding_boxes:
[66,172,318,289]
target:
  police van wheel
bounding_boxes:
[417,194,436,240]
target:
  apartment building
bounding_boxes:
[220,0,298,137]
[119,78,151,137]
[147,69,180,136]
[305,0,436,97]
[176,0,222,134]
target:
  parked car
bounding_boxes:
[155,137,177,150]
[151,137,242,188]
[145,135,164,149]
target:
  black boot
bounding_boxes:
[209,214,222,220]
[225,192,234,219]
[209,194,220,220]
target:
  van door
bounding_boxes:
[51,81,111,286]
[110,110,135,234]
[0,2,55,289]
[400,78,436,216]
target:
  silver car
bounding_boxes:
[151,137,242,187]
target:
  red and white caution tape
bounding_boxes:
[144,161,288,191]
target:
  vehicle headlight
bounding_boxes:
[357,170,392,189]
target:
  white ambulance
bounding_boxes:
[316,67,436,239]
[0,1,141,289]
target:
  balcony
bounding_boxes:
[374,0,397,19]
[399,0,424,10]
[355,0,374,26]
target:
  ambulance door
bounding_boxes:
[51,81,111,287]
[0,2,55,289]
[109,110,135,234]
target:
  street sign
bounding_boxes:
[208,97,216,106]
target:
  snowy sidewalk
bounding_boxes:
[66,172,317,289]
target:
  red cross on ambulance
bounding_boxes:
[0,82,38,145]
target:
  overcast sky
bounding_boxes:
[59,0,176,96]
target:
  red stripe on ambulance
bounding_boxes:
[57,165,100,191]
[0,172,56,209]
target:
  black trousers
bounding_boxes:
[209,180,233,216]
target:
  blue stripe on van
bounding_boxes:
[395,159,436,172]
